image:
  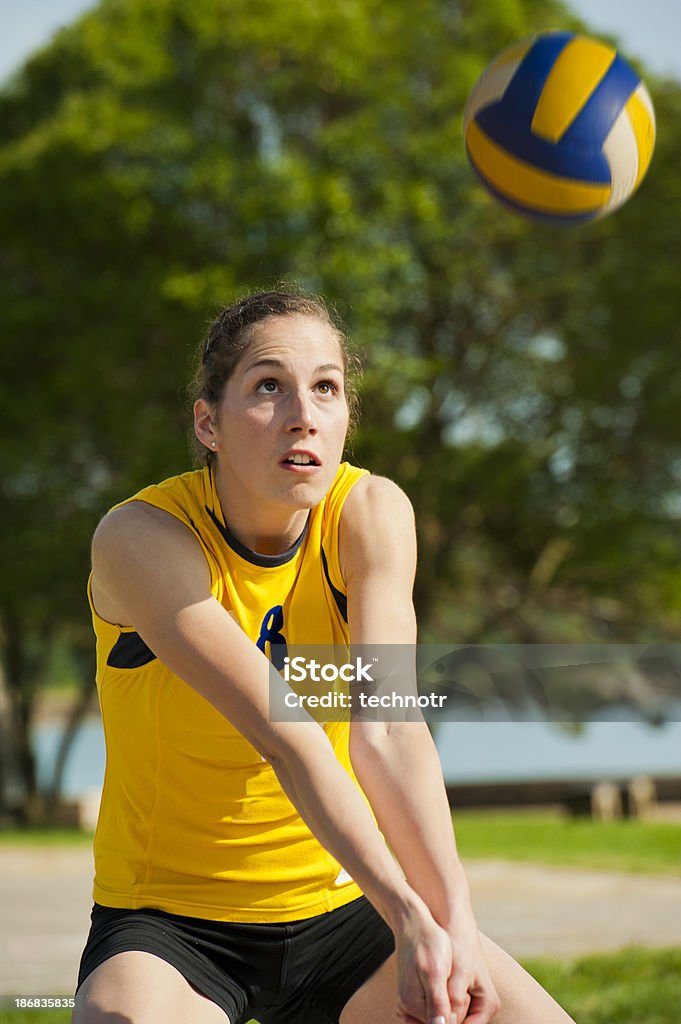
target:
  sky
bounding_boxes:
[1,0,680,85]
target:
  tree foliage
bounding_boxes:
[2,0,681,811]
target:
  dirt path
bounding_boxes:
[0,846,95,997]
[1,846,680,996]
[464,858,681,957]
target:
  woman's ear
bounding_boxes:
[194,399,219,452]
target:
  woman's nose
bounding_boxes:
[286,390,317,433]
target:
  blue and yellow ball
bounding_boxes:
[463,31,656,223]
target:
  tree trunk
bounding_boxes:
[0,663,15,820]
[1,608,41,821]
[2,610,37,811]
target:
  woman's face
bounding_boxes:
[206,314,350,513]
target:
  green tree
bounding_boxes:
[1,0,681,817]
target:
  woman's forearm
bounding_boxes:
[269,726,426,933]
[349,720,474,929]
[271,726,465,1024]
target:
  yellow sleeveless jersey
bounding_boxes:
[90,462,370,922]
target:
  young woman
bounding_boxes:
[73,290,575,1024]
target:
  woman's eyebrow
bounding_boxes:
[243,357,285,373]
[243,358,343,374]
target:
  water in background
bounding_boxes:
[435,719,681,783]
[35,718,106,797]
[33,716,681,796]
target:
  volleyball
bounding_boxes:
[463,31,656,223]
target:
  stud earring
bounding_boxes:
[210,441,217,449]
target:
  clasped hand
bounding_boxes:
[395,900,500,1024]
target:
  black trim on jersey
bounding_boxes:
[321,547,348,623]
[205,506,309,568]
[107,631,156,669]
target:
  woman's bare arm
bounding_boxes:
[341,476,500,1024]
[91,500,452,1024]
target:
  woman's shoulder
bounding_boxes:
[93,498,202,564]
[94,468,209,542]
[91,487,211,626]
[110,467,209,516]
[340,472,414,525]
[93,468,211,565]
[337,471,416,580]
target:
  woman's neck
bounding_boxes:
[212,464,309,555]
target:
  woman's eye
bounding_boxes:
[317,380,339,395]
[256,379,280,394]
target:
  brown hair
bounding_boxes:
[189,288,361,465]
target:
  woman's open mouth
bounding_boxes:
[280,450,321,472]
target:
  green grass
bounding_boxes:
[3,810,681,872]
[0,1014,72,1023]
[527,946,681,1024]
[453,809,681,874]
[1,948,679,1023]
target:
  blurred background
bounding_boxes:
[1,1,681,1018]
[2,0,681,824]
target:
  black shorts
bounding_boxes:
[77,896,395,1024]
